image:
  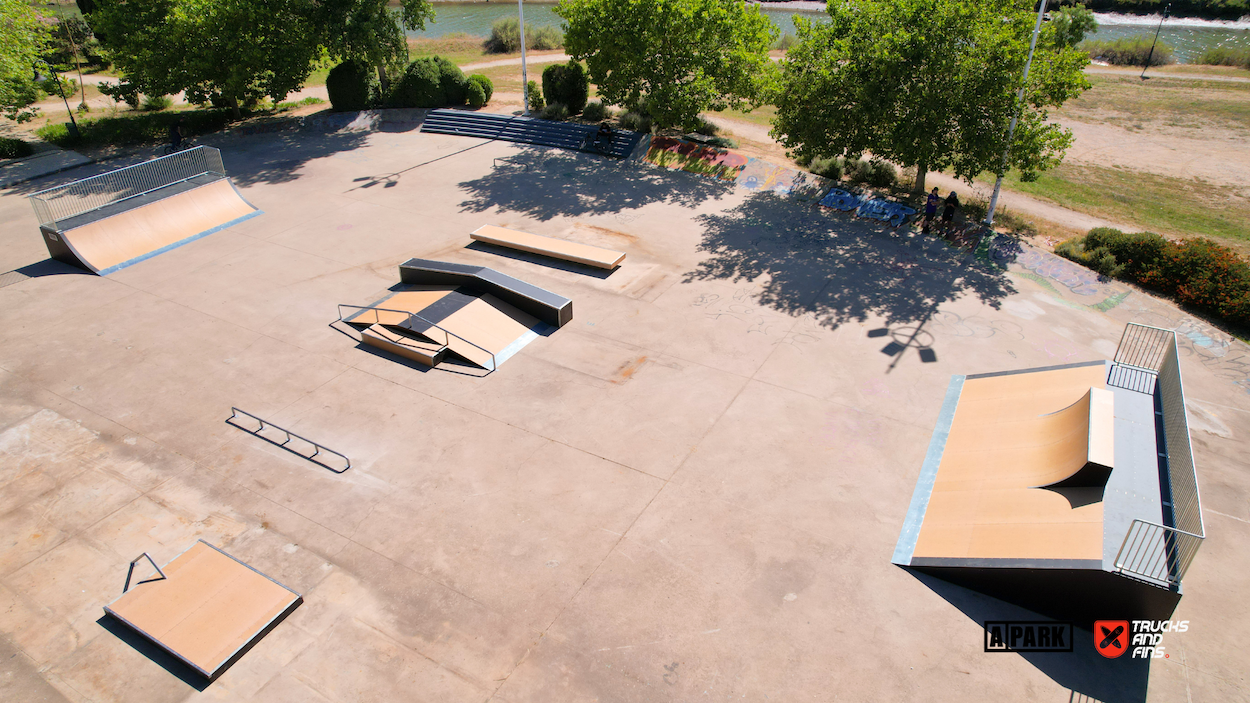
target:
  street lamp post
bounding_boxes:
[518,0,530,116]
[984,0,1048,228]
[36,60,80,139]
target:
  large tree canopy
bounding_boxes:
[313,0,433,86]
[89,0,323,116]
[772,0,1091,193]
[556,0,776,130]
[1,0,52,123]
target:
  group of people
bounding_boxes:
[921,187,959,235]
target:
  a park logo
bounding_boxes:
[983,621,1073,652]
[1095,620,1130,658]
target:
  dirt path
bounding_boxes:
[702,113,1140,234]
[1059,118,1250,192]
[460,53,570,71]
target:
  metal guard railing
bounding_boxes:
[28,146,226,229]
[227,407,351,473]
[1114,519,1203,588]
[1108,323,1204,587]
[337,303,497,372]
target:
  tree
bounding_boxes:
[1,0,52,123]
[313,0,434,94]
[772,0,1091,194]
[88,0,323,118]
[555,0,776,130]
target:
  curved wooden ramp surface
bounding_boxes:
[909,363,1114,565]
[44,177,259,275]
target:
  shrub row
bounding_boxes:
[799,154,897,188]
[1081,38,1175,66]
[36,109,236,147]
[1056,228,1250,328]
[0,137,35,159]
[326,57,494,111]
[487,18,563,54]
[1197,46,1250,69]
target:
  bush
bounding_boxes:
[690,116,719,136]
[848,158,896,187]
[35,109,236,148]
[391,56,445,108]
[1082,37,1174,66]
[326,59,379,111]
[0,137,35,159]
[487,17,523,53]
[541,60,590,114]
[530,25,564,50]
[582,101,611,122]
[808,155,844,180]
[618,110,652,133]
[539,103,569,121]
[1056,228,1250,328]
[526,80,544,111]
[772,33,797,51]
[436,57,469,106]
[468,74,493,103]
[39,75,78,99]
[1197,46,1250,69]
[487,18,563,53]
[139,94,172,111]
[467,80,487,108]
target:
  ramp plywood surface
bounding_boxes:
[55,179,258,274]
[912,364,1111,563]
[346,287,457,325]
[472,225,626,269]
[432,294,541,368]
[104,541,301,679]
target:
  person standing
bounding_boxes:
[941,190,960,231]
[922,187,940,234]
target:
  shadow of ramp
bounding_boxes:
[96,615,211,692]
[685,192,1016,331]
[905,569,1161,703]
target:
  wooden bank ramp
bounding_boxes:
[42,174,259,275]
[104,541,301,680]
[345,285,548,371]
[471,225,626,269]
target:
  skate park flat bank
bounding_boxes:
[0,113,1248,702]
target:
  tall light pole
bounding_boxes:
[984,0,1048,227]
[1141,4,1171,80]
[518,0,530,116]
[35,60,80,139]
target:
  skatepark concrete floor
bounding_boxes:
[0,123,1248,703]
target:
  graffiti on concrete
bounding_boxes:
[735,158,832,198]
[818,188,916,227]
[644,137,748,182]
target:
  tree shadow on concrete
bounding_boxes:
[456,147,734,222]
[908,571,1150,703]
[219,129,372,188]
[685,192,1016,330]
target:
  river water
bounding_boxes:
[412,3,1250,64]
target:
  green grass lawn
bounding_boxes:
[1060,74,1250,131]
[976,162,1250,247]
[711,104,776,129]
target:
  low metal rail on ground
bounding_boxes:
[226,407,351,473]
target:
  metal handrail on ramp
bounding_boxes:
[337,303,497,372]
[1114,519,1204,588]
[226,407,351,473]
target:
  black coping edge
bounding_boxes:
[398,258,573,328]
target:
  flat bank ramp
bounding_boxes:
[471,224,626,269]
[43,175,258,275]
[103,541,301,679]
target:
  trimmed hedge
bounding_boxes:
[36,109,236,147]
[1056,228,1250,328]
[541,61,589,115]
[390,56,467,108]
[526,80,544,111]
[0,137,35,159]
[326,59,379,111]
[467,80,487,108]
[469,74,493,103]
